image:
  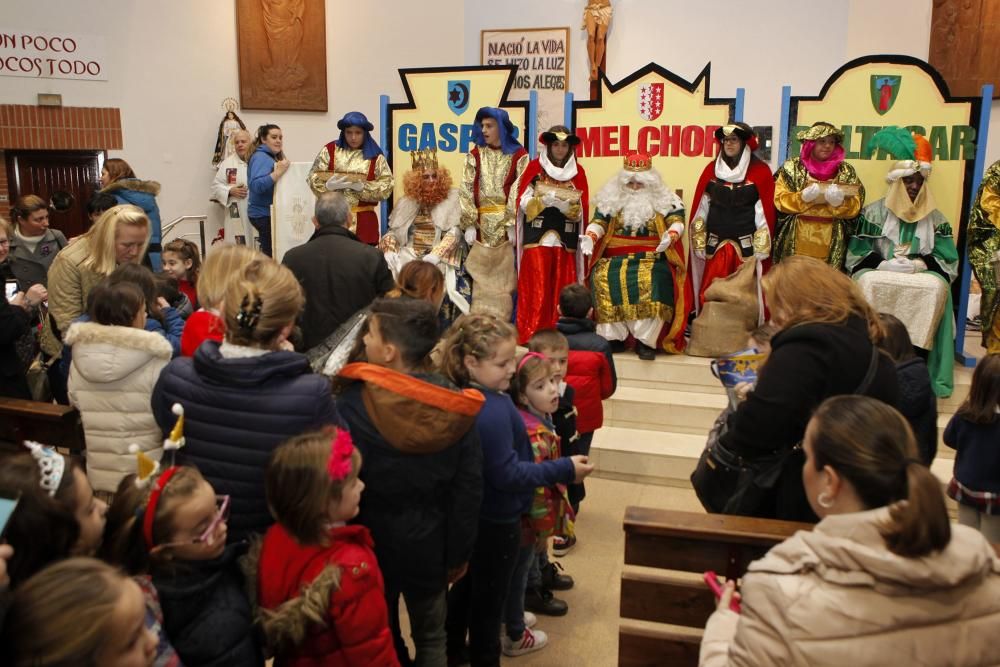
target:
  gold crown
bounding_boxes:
[410,149,439,171]
[623,152,653,172]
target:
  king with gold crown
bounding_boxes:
[581,152,688,359]
[379,148,471,326]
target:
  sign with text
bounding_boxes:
[572,63,735,217]
[0,30,107,80]
[386,66,528,204]
[481,27,569,141]
[787,56,979,234]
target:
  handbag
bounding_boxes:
[692,342,880,516]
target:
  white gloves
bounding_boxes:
[654,232,676,253]
[801,183,822,203]
[464,227,477,245]
[824,184,845,207]
[507,225,516,243]
[325,175,364,192]
[423,253,441,266]
[325,175,350,191]
[878,258,916,274]
[579,234,594,256]
[542,191,569,214]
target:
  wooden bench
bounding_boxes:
[619,506,811,667]
[0,398,85,454]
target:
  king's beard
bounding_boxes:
[619,190,656,232]
[404,168,453,208]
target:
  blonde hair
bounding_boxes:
[439,313,517,386]
[197,244,260,309]
[2,557,131,667]
[80,204,150,275]
[0,215,11,239]
[763,256,883,342]
[11,194,48,228]
[223,257,303,347]
[266,428,361,545]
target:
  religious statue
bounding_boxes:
[261,0,308,91]
[583,0,612,81]
[212,99,247,167]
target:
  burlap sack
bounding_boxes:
[464,240,516,320]
[687,258,760,357]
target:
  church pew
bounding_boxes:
[0,397,85,454]
[619,506,811,667]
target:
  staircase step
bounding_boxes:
[591,425,957,489]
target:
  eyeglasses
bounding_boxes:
[155,495,230,549]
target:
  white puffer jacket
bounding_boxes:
[66,322,172,492]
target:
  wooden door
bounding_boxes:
[5,150,103,239]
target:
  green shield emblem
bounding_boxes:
[870,75,901,115]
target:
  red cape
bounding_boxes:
[683,155,776,321]
[516,158,590,226]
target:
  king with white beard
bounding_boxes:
[581,152,688,359]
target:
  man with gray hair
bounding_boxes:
[282,191,394,350]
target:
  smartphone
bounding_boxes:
[0,493,20,538]
[704,570,741,613]
[4,279,17,302]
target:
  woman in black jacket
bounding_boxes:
[716,256,898,522]
[152,257,338,542]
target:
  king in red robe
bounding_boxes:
[685,123,775,320]
[514,126,590,343]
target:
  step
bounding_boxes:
[592,425,957,489]
[591,427,705,487]
[603,387,728,435]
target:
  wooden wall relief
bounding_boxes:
[929,0,1000,98]
[235,0,328,111]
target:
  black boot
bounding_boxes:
[609,339,626,353]
[541,561,574,591]
[524,586,569,616]
[636,341,656,361]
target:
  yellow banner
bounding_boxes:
[789,59,977,232]
[573,64,734,217]
[387,67,528,203]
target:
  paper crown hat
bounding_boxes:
[623,152,653,172]
[132,403,185,488]
[410,148,439,171]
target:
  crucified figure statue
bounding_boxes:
[583,0,612,81]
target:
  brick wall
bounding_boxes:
[0,105,122,218]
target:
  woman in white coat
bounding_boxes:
[700,395,1000,667]
[66,280,172,493]
[210,129,256,246]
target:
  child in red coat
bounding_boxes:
[258,428,399,667]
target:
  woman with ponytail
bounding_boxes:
[152,256,338,541]
[247,124,290,256]
[700,395,1000,667]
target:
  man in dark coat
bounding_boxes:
[282,192,394,351]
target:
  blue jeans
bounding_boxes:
[502,544,537,640]
[249,215,272,257]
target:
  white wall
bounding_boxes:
[463,0,1000,168]
[4,0,997,228]
[3,0,465,234]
